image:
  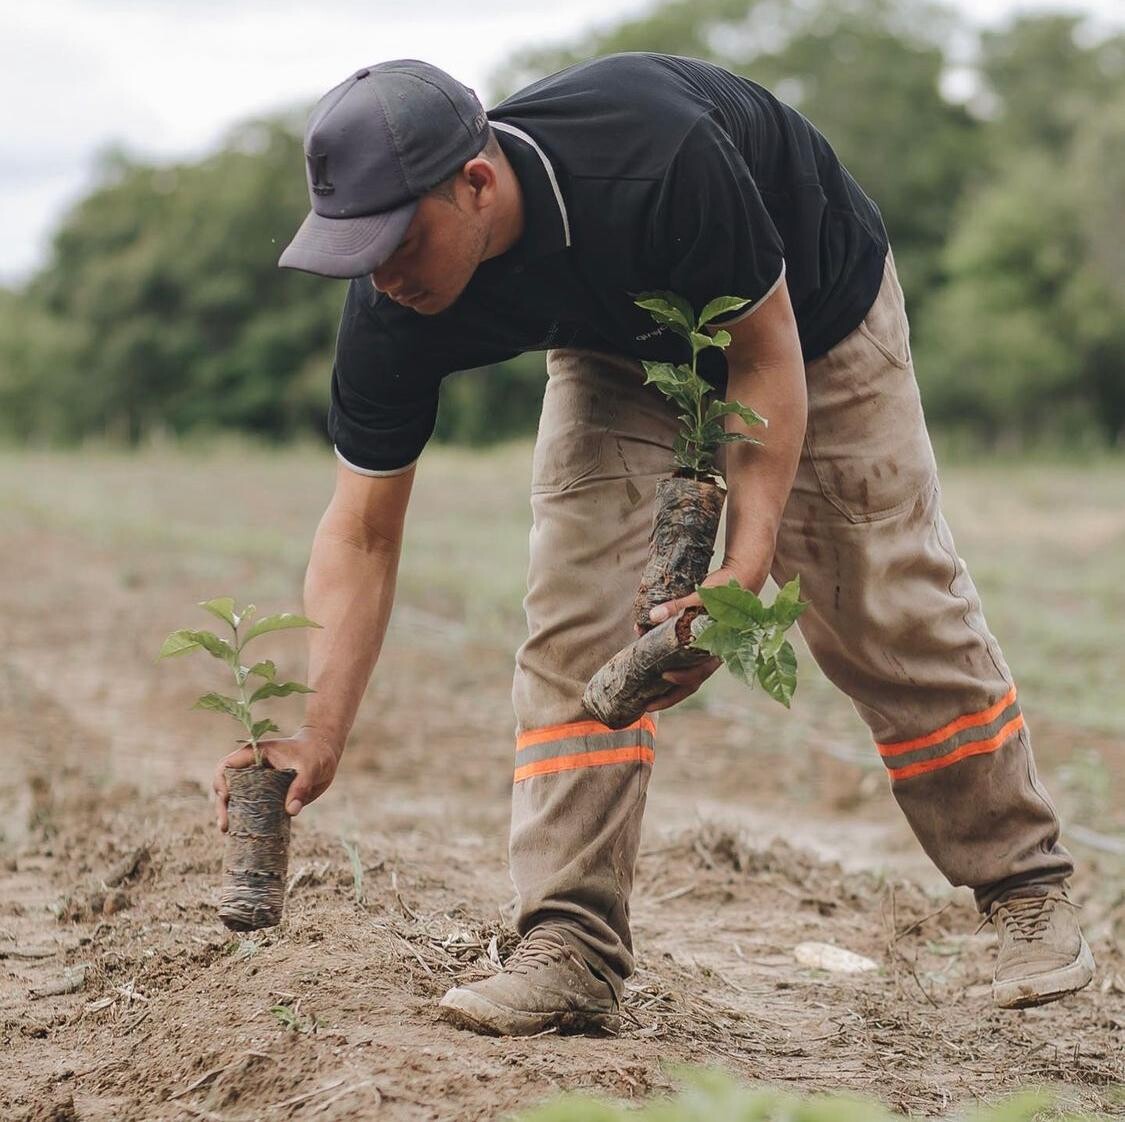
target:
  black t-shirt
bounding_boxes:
[330,52,888,474]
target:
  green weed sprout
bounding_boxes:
[515,1067,1067,1121]
[634,291,767,478]
[156,598,321,765]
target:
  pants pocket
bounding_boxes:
[531,350,622,494]
[803,257,935,523]
[857,255,912,369]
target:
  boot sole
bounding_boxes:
[438,987,616,1037]
[992,936,1096,1009]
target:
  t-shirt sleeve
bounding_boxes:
[328,280,515,475]
[328,281,438,474]
[650,114,786,323]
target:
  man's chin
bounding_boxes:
[397,291,454,316]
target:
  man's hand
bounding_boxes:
[212,725,341,832]
[640,564,757,712]
[644,655,722,712]
[646,563,766,627]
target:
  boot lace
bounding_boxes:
[990,892,1075,943]
[503,929,573,976]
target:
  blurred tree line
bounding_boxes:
[1,0,1122,450]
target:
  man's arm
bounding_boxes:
[646,278,808,709]
[212,461,415,828]
[302,461,415,744]
[709,277,808,595]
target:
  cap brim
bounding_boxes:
[278,199,418,278]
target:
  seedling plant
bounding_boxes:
[157,597,321,931]
[585,293,806,724]
[633,290,766,480]
[157,597,320,764]
[693,578,806,708]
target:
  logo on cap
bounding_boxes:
[308,153,335,196]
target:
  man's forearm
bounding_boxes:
[705,280,809,594]
[721,351,808,593]
[300,516,403,754]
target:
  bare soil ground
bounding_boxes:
[0,443,1122,1121]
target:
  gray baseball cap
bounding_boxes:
[279,60,489,278]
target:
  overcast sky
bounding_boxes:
[1,0,1120,284]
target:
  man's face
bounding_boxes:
[370,188,489,316]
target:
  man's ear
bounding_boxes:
[463,156,498,202]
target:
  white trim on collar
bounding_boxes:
[490,120,572,248]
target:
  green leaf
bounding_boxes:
[695,619,756,685]
[156,629,201,660]
[186,629,238,667]
[251,718,280,740]
[697,581,768,628]
[246,659,277,681]
[712,431,765,447]
[690,619,738,657]
[705,399,768,430]
[643,360,708,416]
[690,331,716,353]
[727,641,760,687]
[672,430,709,474]
[198,597,236,629]
[759,627,786,658]
[641,361,688,391]
[692,577,805,704]
[757,639,799,707]
[698,295,753,326]
[635,290,694,330]
[675,385,702,415]
[710,329,732,348]
[661,292,695,326]
[157,628,238,666]
[648,365,697,403]
[242,613,322,644]
[248,680,315,705]
[770,576,807,628]
[192,693,251,725]
[697,418,764,451]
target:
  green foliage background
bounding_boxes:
[1,1,1122,450]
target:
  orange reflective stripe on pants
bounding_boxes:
[877,686,1025,780]
[514,716,656,782]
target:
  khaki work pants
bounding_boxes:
[509,253,1072,986]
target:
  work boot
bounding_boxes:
[989,885,1095,1009]
[438,925,619,1036]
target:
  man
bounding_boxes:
[213,54,1093,1035]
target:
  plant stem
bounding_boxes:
[690,355,699,471]
[233,620,261,767]
[689,326,708,476]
